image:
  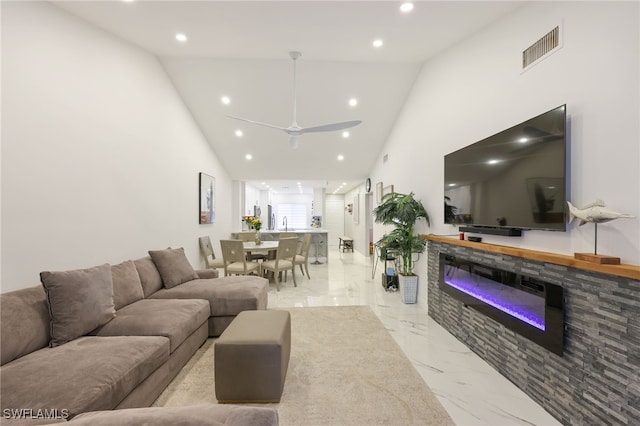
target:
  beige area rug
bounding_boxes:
[154,306,453,425]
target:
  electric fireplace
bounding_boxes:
[439,253,564,356]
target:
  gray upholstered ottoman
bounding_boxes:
[215,310,291,403]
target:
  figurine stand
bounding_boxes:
[574,223,621,265]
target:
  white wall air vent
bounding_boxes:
[523,26,561,70]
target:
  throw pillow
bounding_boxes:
[148,247,198,289]
[133,256,164,297]
[40,263,116,347]
[111,260,144,310]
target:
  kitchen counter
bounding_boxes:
[234,229,327,235]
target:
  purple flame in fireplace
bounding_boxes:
[444,268,545,331]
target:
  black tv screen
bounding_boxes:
[444,105,567,232]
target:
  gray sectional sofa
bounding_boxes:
[0,248,274,425]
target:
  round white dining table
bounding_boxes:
[242,241,279,252]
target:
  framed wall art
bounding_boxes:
[199,173,215,224]
[376,182,383,204]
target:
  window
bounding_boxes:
[277,204,307,229]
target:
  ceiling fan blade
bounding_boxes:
[299,120,363,134]
[226,115,288,132]
[226,52,363,148]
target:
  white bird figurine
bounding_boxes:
[567,199,635,226]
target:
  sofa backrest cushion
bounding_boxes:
[0,286,51,365]
[148,247,199,289]
[111,260,144,310]
[133,256,163,297]
[40,263,116,347]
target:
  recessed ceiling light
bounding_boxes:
[235,130,243,137]
[221,96,230,105]
[372,39,383,48]
[518,137,528,143]
[348,98,358,107]
[488,159,500,165]
[175,33,187,42]
[342,131,350,138]
[245,154,253,160]
[400,3,414,13]
[337,155,345,161]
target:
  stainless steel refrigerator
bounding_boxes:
[267,205,274,230]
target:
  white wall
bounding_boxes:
[324,194,345,249]
[1,2,233,292]
[343,184,368,254]
[369,1,640,303]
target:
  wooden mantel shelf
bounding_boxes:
[423,234,640,281]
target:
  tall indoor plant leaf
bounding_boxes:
[373,192,430,275]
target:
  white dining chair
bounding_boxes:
[220,240,260,277]
[199,236,225,270]
[260,237,298,291]
[292,233,312,279]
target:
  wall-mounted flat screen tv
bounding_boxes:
[444,105,567,233]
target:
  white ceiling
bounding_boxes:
[52,1,525,194]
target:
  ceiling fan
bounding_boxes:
[227,51,362,149]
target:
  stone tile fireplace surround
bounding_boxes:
[426,235,639,425]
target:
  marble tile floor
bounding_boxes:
[265,249,562,426]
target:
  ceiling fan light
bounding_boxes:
[290,135,299,149]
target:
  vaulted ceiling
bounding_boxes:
[53,1,524,193]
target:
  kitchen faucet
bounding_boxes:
[282,216,288,231]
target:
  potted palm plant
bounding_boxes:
[373,192,430,303]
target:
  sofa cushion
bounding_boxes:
[149,276,268,317]
[91,299,209,353]
[40,264,116,347]
[149,247,199,289]
[134,256,163,297]
[65,404,279,426]
[0,336,169,418]
[0,286,50,366]
[111,260,144,310]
